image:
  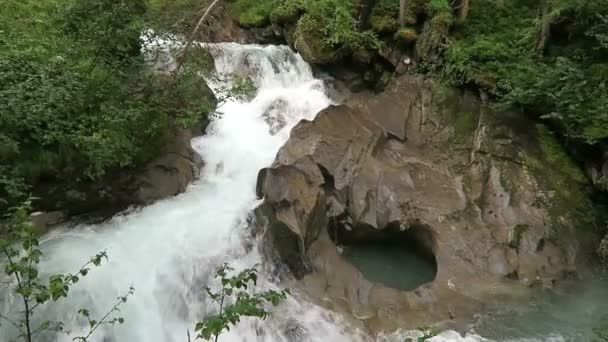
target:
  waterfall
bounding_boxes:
[0,43,363,342]
[1,42,595,342]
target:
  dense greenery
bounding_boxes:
[440,0,608,145]
[0,0,214,212]
[230,0,608,145]
[230,0,380,50]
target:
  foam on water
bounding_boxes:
[0,41,583,342]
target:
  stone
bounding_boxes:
[292,16,349,65]
[256,74,598,333]
[33,124,210,222]
[30,211,65,234]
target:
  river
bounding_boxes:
[1,42,606,342]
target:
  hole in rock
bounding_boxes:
[329,220,438,291]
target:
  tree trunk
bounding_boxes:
[399,0,407,26]
[537,0,551,51]
[354,0,377,30]
[459,0,470,20]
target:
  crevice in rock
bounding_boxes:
[328,220,438,291]
[316,163,335,191]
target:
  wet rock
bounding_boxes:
[33,124,206,223]
[256,74,598,332]
[194,2,280,44]
[30,211,65,234]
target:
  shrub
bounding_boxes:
[270,0,305,26]
[394,27,419,44]
[370,7,399,34]
[230,0,278,27]
[427,0,452,17]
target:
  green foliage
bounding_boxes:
[439,0,608,145]
[370,7,399,34]
[452,111,476,144]
[537,125,587,183]
[0,0,215,212]
[407,326,440,341]
[302,0,380,50]
[0,200,132,342]
[427,0,451,16]
[270,0,305,26]
[394,28,419,44]
[509,224,530,249]
[230,0,279,27]
[194,264,288,341]
[148,0,206,34]
[232,0,381,53]
[523,125,598,236]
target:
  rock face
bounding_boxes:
[586,147,608,192]
[256,74,598,332]
[201,3,281,44]
[34,125,206,224]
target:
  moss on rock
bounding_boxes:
[270,0,304,26]
[509,224,529,250]
[452,111,476,145]
[370,10,399,34]
[394,27,418,45]
[293,14,348,64]
[230,0,277,28]
[524,124,599,238]
[416,12,452,61]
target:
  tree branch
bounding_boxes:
[0,312,25,336]
[174,0,222,76]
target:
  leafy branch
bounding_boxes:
[194,264,288,341]
[73,287,135,342]
[0,200,132,342]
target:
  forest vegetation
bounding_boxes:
[0,0,215,213]
[2,0,607,212]
[229,0,608,149]
[1,0,608,340]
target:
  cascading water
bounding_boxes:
[0,43,364,342]
[2,42,606,342]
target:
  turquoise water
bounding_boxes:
[473,268,608,341]
[342,242,437,291]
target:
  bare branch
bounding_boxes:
[174,0,222,75]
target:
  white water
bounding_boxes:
[0,43,365,342]
[0,43,590,342]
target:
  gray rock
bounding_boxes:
[256,74,597,333]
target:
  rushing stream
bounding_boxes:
[1,43,607,342]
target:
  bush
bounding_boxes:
[438,0,608,145]
[370,7,399,34]
[427,0,452,16]
[305,0,380,50]
[230,0,279,27]
[394,27,419,44]
[270,0,304,26]
[0,0,215,212]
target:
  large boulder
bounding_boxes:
[256,74,600,332]
[292,15,349,65]
[34,125,206,224]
